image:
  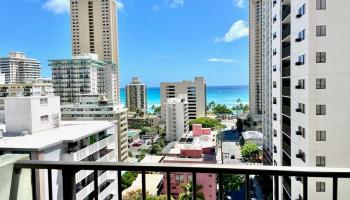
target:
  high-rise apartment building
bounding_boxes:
[125,77,147,114]
[270,0,350,199]
[249,0,263,121]
[160,77,206,121]
[50,54,119,105]
[250,0,274,165]
[0,96,119,200]
[61,94,128,162]
[0,52,41,84]
[70,0,119,64]
[165,94,189,142]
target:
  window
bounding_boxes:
[316,130,326,141]
[297,79,305,89]
[297,55,305,65]
[40,98,48,105]
[316,105,326,115]
[175,175,184,183]
[316,26,326,36]
[273,32,277,39]
[297,29,305,41]
[297,103,305,113]
[273,65,277,72]
[297,4,305,17]
[316,52,326,63]
[273,113,277,121]
[273,81,277,88]
[297,126,306,137]
[187,175,192,182]
[40,115,49,122]
[316,156,326,166]
[316,182,326,192]
[273,97,277,104]
[316,78,326,89]
[316,0,326,10]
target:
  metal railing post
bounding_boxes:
[192,172,196,200]
[245,174,250,200]
[142,171,146,200]
[167,171,171,200]
[62,169,76,200]
[274,175,279,200]
[333,177,338,200]
[218,173,223,200]
[93,170,98,200]
[118,170,122,200]
[48,169,53,200]
[303,176,308,200]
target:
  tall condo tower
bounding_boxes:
[270,0,350,199]
[70,0,119,64]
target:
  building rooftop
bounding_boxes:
[173,130,217,151]
[123,174,164,196]
[0,121,116,151]
[242,131,263,140]
[140,155,164,164]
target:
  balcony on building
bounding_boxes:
[281,5,291,22]
[281,60,290,77]
[281,42,291,59]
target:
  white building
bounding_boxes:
[0,81,54,123]
[61,94,128,161]
[0,52,41,84]
[125,77,147,114]
[165,94,189,142]
[270,0,350,199]
[70,0,119,64]
[50,54,119,105]
[0,96,119,200]
[161,77,206,121]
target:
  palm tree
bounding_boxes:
[232,98,244,117]
[179,183,205,200]
[243,104,249,114]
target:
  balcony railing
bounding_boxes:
[13,160,350,200]
[282,66,290,77]
[282,86,290,97]
[282,105,291,116]
[282,26,291,40]
[282,5,291,21]
[282,47,291,59]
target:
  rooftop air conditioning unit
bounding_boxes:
[296,14,302,18]
[295,38,302,42]
[295,62,303,66]
[295,108,302,112]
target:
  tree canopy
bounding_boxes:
[212,104,233,115]
[241,143,260,162]
[188,117,225,130]
[179,183,205,200]
[223,174,245,192]
[123,189,170,200]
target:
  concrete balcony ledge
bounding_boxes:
[0,154,32,200]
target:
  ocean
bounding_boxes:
[120,85,249,112]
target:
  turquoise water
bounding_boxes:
[120,85,249,112]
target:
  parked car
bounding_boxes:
[131,142,142,147]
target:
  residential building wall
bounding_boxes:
[70,0,119,64]
[125,77,147,114]
[249,0,263,120]
[50,54,118,105]
[271,0,350,199]
[165,94,189,142]
[0,52,41,84]
[61,94,128,161]
[160,77,206,121]
[4,96,60,134]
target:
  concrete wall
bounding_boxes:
[0,154,32,200]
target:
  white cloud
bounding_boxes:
[234,0,245,8]
[207,58,238,63]
[215,20,249,43]
[153,5,160,11]
[43,0,69,14]
[170,0,184,8]
[116,0,124,11]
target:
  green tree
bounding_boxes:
[152,105,161,115]
[232,98,245,116]
[241,143,260,162]
[212,104,233,115]
[123,189,170,200]
[188,117,225,130]
[121,171,138,191]
[223,174,245,192]
[207,101,216,112]
[178,183,205,200]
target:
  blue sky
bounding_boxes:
[0,0,249,87]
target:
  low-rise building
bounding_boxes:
[61,94,128,162]
[0,96,120,200]
[162,124,218,200]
